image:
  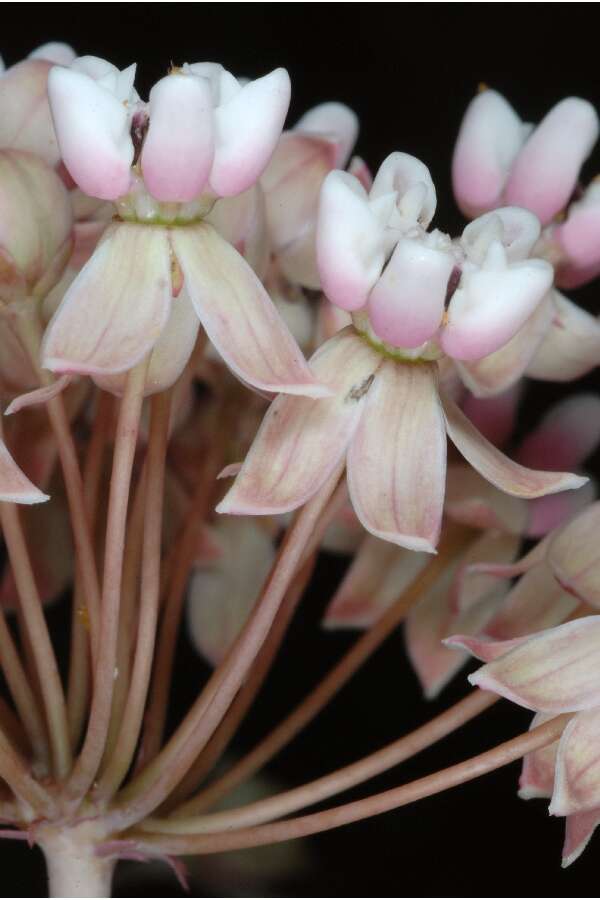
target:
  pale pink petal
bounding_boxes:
[450,531,519,614]
[547,503,600,608]
[92,286,199,397]
[466,617,600,713]
[217,328,382,515]
[0,59,60,165]
[187,518,276,666]
[294,102,358,167]
[551,708,600,816]
[441,257,553,360]
[451,89,525,217]
[347,361,446,552]
[0,439,48,504]
[406,562,503,699]
[316,170,385,311]
[526,293,600,383]
[442,394,587,498]
[505,98,599,225]
[519,712,558,800]
[562,808,600,867]
[42,223,172,375]
[461,384,522,448]
[467,534,551,580]
[456,295,554,397]
[210,68,291,197]
[444,632,530,663]
[553,182,600,285]
[5,375,72,415]
[461,207,542,264]
[444,464,528,534]
[516,395,600,472]
[47,66,133,200]
[484,563,578,641]
[367,238,453,348]
[323,536,428,629]
[171,223,328,397]
[142,73,214,202]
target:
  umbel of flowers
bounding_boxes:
[0,42,599,897]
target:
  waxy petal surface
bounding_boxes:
[347,361,446,552]
[42,223,172,375]
[519,712,558,800]
[526,293,600,383]
[467,617,600,712]
[552,709,600,816]
[547,503,600,608]
[217,328,382,515]
[484,563,578,641]
[442,395,586,499]
[172,223,327,397]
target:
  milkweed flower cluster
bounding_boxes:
[0,42,599,895]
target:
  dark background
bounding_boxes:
[4,3,600,896]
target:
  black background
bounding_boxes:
[4,3,600,896]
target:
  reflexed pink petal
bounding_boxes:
[505,98,599,225]
[456,295,554,397]
[442,394,587,498]
[47,66,133,200]
[406,561,502,699]
[441,258,553,360]
[210,68,291,197]
[172,223,328,397]
[347,361,446,551]
[93,286,199,397]
[444,632,530,663]
[451,89,525,217]
[217,328,382,515]
[317,170,385,311]
[551,708,600,816]
[5,375,72,415]
[142,73,214,202]
[187,518,276,666]
[461,384,522,448]
[527,293,600,383]
[0,439,48,504]
[562,808,600,867]
[526,482,597,540]
[42,223,172,375]
[547,503,600,608]
[444,464,528,534]
[484,563,578,641]
[323,535,428,629]
[294,102,359,167]
[367,238,453,348]
[519,712,558,800]
[451,530,519,613]
[467,617,600,712]
[516,395,600,471]
[467,534,550,580]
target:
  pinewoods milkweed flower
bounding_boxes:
[41,56,329,398]
[218,153,584,552]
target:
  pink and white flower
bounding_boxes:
[41,57,327,398]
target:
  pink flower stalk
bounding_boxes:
[41,56,328,398]
[447,617,600,866]
[452,87,598,224]
[218,155,582,552]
